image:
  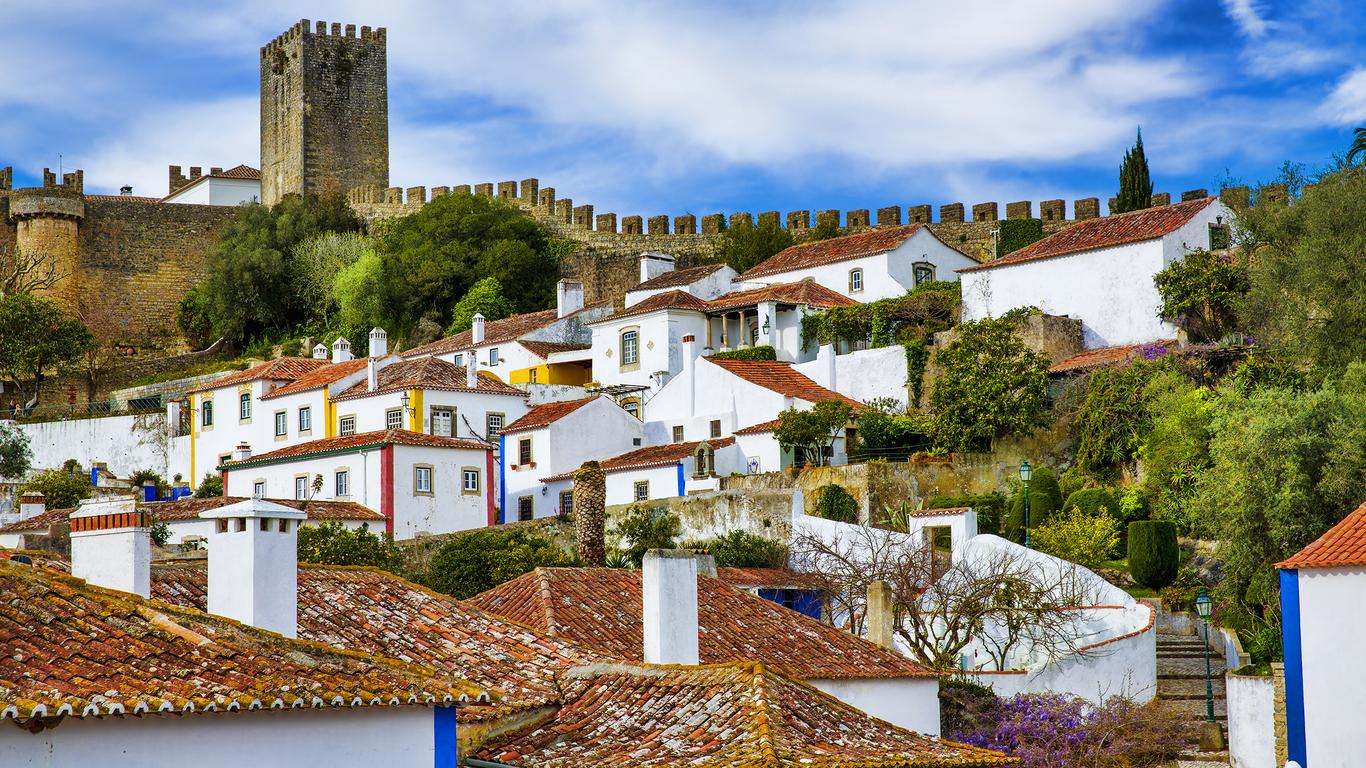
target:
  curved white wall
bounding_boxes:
[811,677,941,736]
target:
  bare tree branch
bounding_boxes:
[0,246,65,297]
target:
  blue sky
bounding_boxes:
[2,0,1363,218]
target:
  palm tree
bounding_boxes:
[1348,127,1366,165]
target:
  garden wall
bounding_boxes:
[1227,672,1275,768]
[13,413,169,479]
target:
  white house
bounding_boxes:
[219,429,495,539]
[538,437,743,512]
[958,197,1234,349]
[625,255,736,307]
[162,164,262,205]
[737,224,977,301]
[1277,499,1366,768]
[498,395,644,522]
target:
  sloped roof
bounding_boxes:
[518,340,590,359]
[960,197,1217,272]
[330,356,524,401]
[220,429,488,470]
[705,280,858,313]
[541,438,736,482]
[734,417,781,435]
[258,357,368,400]
[466,567,936,680]
[740,225,928,280]
[188,357,329,395]
[591,290,711,324]
[717,567,825,590]
[473,662,1010,768]
[630,262,728,292]
[1277,501,1366,570]
[162,164,261,200]
[1047,341,1176,375]
[0,496,383,534]
[403,303,607,359]
[500,396,601,435]
[0,559,486,720]
[707,359,862,407]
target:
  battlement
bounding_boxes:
[0,166,11,192]
[7,168,86,222]
[261,19,386,57]
[167,165,227,194]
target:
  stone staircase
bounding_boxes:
[1157,631,1229,766]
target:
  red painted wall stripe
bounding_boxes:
[380,445,394,536]
[221,470,228,497]
[486,449,496,527]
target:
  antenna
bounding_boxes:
[58,154,63,178]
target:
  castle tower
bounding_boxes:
[7,168,85,309]
[259,20,389,206]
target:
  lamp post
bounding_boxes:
[1018,460,1032,548]
[1195,588,1215,723]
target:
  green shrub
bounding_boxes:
[298,522,403,569]
[424,528,576,598]
[925,493,1006,536]
[1031,510,1121,569]
[1003,466,1062,543]
[1061,487,1122,517]
[195,473,223,498]
[1128,521,1180,589]
[680,530,788,568]
[22,468,94,510]
[609,506,681,567]
[1073,362,1162,475]
[709,345,777,362]
[150,521,171,548]
[813,483,859,523]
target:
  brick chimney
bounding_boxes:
[200,498,307,638]
[17,492,44,521]
[69,496,151,598]
[642,549,700,665]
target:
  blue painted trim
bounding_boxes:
[432,706,459,768]
[498,433,507,525]
[1280,568,1307,766]
[676,462,685,497]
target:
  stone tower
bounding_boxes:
[259,20,389,206]
[8,168,85,309]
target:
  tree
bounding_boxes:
[773,400,853,467]
[928,318,1050,452]
[424,527,575,599]
[852,398,931,460]
[1072,362,1163,475]
[22,467,93,509]
[608,506,681,567]
[1114,128,1153,214]
[1004,466,1062,543]
[574,461,607,567]
[447,276,515,335]
[0,293,95,406]
[1153,249,1249,342]
[813,483,859,523]
[0,422,32,479]
[1138,373,1213,533]
[1128,521,1179,589]
[0,245,63,297]
[195,473,223,498]
[176,285,215,350]
[332,249,388,332]
[679,530,788,568]
[1348,127,1366,165]
[297,522,402,569]
[291,231,372,326]
[713,220,794,274]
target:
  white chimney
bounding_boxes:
[18,492,44,521]
[234,442,252,462]
[368,327,388,357]
[70,496,150,598]
[312,343,328,360]
[680,335,697,419]
[640,252,675,283]
[200,498,307,638]
[367,358,378,392]
[471,314,486,345]
[331,336,353,363]
[642,549,700,665]
[815,343,837,391]
[556,279,585,318]
[466,349,479,389]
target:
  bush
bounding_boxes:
[939,678,998,738]
[1128,521,1180,589]
[709,345,777,362]
[424,528,576,598]
[609,506,681,567]
[150,521,171,548]
[925,493,1006,536]
[1073,362,1162,475]
[195,473,223,498]
[813,483,859,523]
[0,422,32,480]
[1061,487,1122,517]
[680,530,788,568]
[22,468,94,509]
[852,399,932,461]
[1031,510,1121,570]
[1003,466,1061,544]
[128,469,169,498]
[928,318,1050,452]
[298,522,403,569]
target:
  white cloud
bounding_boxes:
[1320,68,1366,125]
[1221,0,1271,38]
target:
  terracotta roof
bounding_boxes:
[403,304,608,359]
[1048,341,1176,374]
[473,662,1010,768]
[0,559,487,720]
[258,357,368,399]
[716,567,825,590]
[0,496,384,534]
[330,356,524,401]
[911,507,970,518]
[740,225,927,280]
[707,359,862,408]
[590,290,711,324]
[734,418,781,435]
[705,280,858,313]
[219,429,488,470]
[188,357,329,395]
[541,438,736,482]
[150,564,608,721]
[500,396,601,435]
[467,567,936,680]
[162,164,261,200]
[518,340,590,360]
[1277,500,1366,569]
[630,263,728,292]
[960,197,1217,273]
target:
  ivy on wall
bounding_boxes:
[995,218,1044,259]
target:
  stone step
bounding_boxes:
[1159,696,1228,721]
[1158,678,1227,698]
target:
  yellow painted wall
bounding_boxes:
[508,363,590,386]
[408,388,424,432]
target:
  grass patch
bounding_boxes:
[1125,586,1158,599]
[127,358,252,388]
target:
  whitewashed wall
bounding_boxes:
[1227,673,1275,768]
[390,444,491,537]
[17,413,169,478]
[793,345,907,406]
[590,310,708,390]
[164,177,261,205]
[1296,566,1366,768]
[811,677,941,737]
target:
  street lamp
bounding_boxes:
[1195,588,1215,723]
[1018,460,1032,548]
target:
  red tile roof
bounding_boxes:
[466,567,936,680]
[500,396,601,435]
[518,340,590,360]
[188,357,329,395]
[705,280,858,313]
[473,662,1010,768]
[960,197,1217,273]
[592,290,711,323]
[0,496,383,534]
[734,418,781,435]
[541,438,736,482]
[1277,501,1366,569]
[330,356,524,401]
[1047,341,1176,374]
[259,357,369,399]
[630,262,728,292]
[740,225,929,280]
[0,559,486,720]
[219,429,488,470]
[707,358,862,407]
[403,302,607,359]
[716,567,825,591]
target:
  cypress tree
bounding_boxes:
[1115,128,1153,214]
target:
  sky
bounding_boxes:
[2,0,1363,218]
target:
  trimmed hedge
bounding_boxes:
[709,345,777,362]
[1003,466,1062,544]
[1128,520,1179,589]
[925,493,1006,535]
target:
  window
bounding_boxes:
[694,443,716,478]
[517,496,534,521]
[454,353,464,366]
[913,262,936,286]
[252,480,265,497]
[528,368,539,383]
[620,329,639,366]
[386,408,403,430]
[559,490,573,516]
[239,392,252,421]
[274,411,287,437]
[298,406,312,433]
[488,348,500,366]
[432,408,453,437]
[218,454,232,468]
[201,400,213,427]
[710,419,722,438]
[634,480,650,501]
[518,437,533,466]
[672,425,685,443]
[335,470,350,498]
[414,465,433,495]
[339,415,356,436]
[294,476,307,500]
[486,412,505,437]
[622,398,641,420]
[462,468,481,494]
[1209,222,1231,250]
[849,268,863,293]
